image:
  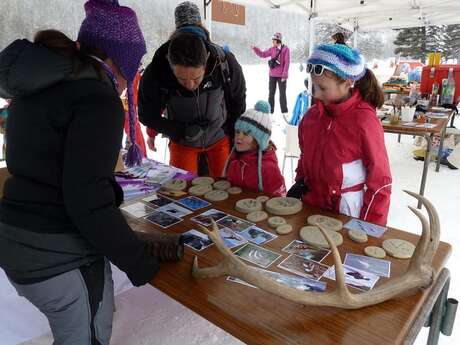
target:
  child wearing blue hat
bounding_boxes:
[222,101,286,196]
[288,44,392,225]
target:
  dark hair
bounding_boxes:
[332,32,346,45]
[325,68,384,108]
[354,69,384,108]
[34,29,107,79]
[167,32,207,68]
[273,39,281,44]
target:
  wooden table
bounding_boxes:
[382,113,453,208]
[125,190,452,345]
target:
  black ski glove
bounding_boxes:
[136,231,184,262]
[286,180,308,199]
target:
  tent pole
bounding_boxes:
[307,0,317,101]
[204,0,213,39]
[353,17,358,48]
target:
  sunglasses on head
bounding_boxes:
[306,63,334,76]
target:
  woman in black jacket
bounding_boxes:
[0,1,182,344]
[139,2,246,177]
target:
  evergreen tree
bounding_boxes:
[444,24,460,61]
[393,27,427,61]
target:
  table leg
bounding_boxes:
[418,134,432,209]
[435,124,448,172]
[426,271,458,345]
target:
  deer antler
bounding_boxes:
[192,191,440,309]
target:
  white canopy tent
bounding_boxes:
[232,0,460,31]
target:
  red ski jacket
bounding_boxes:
[226,144,286,197]
[295,90,392,225]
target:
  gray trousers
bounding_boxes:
[10,259,114,345]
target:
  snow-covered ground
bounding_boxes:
[1,63,459,345]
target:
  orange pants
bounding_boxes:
[169,136,230,177]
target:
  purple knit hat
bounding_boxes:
[78,0,146,166]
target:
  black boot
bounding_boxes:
[440,157,458,170]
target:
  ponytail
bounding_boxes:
[34,29,107,79]
[354,68,384,109]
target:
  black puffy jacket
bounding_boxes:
[0,39,159,285]
[138,40,246,146]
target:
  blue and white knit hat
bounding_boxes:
[235,100,272,151]
[222,101,272,192]
[307,44,366,81]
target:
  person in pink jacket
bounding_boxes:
[287,44,392,225]
[251,33,290,115]
[222,100,286,196]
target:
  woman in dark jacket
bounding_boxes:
[0,1,182,344]
[139,2,246,177]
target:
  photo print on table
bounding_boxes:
[239,225,277,245]
[181,229,214,251]
[217,215,253,232]
[278,254,329,280]
[121,202,156,218]
[176,196,211,211]
[191,208,228,227]
[143,194,174,208]
[344,253,391,277]
[282,240,330,262]
[144,210,182,228]
[343,218,387,238]
[157,203,193,218]
[227,268,327,292]
[233,243,281,268]
[323,264,380,291]
[218,227,248,249]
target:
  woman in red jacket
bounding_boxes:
[287,44,392,225]
[222,101,286,196]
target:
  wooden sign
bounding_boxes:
[212,0,245,26]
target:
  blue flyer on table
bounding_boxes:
[344,218,387,238]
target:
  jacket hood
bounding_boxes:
[233,142,278,163]
[0,39,105,98]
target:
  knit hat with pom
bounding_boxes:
[78,0,146,166]
[223,101,273,192]
[175,1,202,28]
[235,100,272,151]
[307,43,366,81]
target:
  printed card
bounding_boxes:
[278,254,329,280]
[144,211,182,228]
[217,215,254,232]
[344,253,391,277]
[157,203,193,218]
[121,202,156,218]
[143,194,174,208]
[218,227,248,249]
[282,240,330,262]
[239,226,277,245]
[181,229,213,251]
[343,218,387,238]
[323,264,380,291]
[191,208,228,227]
[233,243,281,268]
[176,196,210,211]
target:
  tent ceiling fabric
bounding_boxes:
[234,0,460,31]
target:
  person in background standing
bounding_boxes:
[139,1,246,177]
[251,32,290,116]
[331,32,347,45]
